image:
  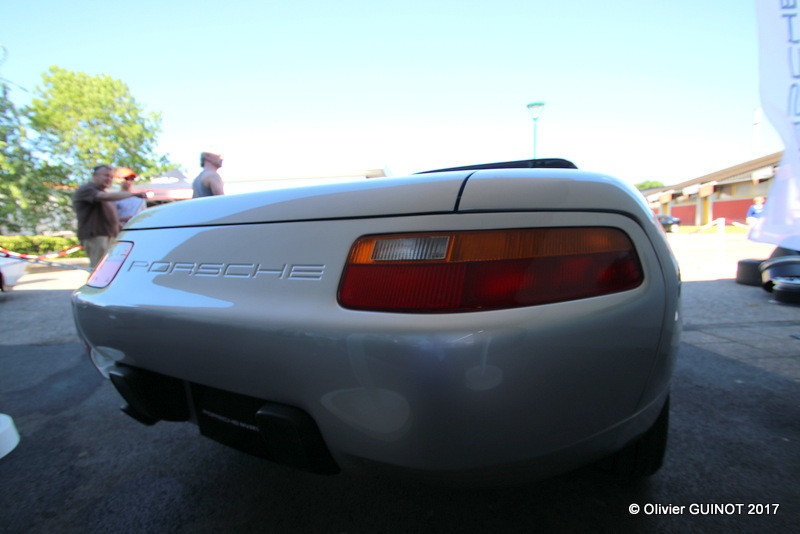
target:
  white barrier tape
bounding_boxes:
[0,246,92,272]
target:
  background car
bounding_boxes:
[0,256,29,292]
[656,214,681,233]
[72,159,681,484]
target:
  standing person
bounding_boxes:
[192,151,225,198]
[72,164,148,268]
[114,167,146,224]
[746,196,766,227]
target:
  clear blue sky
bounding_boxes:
[0,0,781,186]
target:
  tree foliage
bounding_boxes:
[1,65,176,234]
[1,82,70,233]
[635,180,664,191]
[26,66,173,184]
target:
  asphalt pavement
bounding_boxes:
[667,231,800,382]
[0,231,798,533]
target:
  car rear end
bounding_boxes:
[72,167,680,483]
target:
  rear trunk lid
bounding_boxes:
[128,172,472,229]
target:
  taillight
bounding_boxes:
[338,228,643,313]
[87,241,133,288]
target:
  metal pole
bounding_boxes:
[527,101,545,160]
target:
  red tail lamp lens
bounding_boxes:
[87,241,133,288]
[338,228,643,313]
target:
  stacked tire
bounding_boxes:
[760,249,800,305]
[738,248,800,305]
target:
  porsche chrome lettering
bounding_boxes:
[126,261,325,280]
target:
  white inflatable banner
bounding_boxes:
[752,0,800,250]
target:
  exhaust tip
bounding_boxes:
[256,404,340,474]
[120,404,159,426]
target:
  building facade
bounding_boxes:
[647,152,781,226]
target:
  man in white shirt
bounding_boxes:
[114,167,146,224]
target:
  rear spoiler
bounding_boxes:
[416,158,577,174]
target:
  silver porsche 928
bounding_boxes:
[72,159,681,484]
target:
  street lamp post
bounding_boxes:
[526,101,545,159]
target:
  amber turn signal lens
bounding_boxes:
[339,228,643,313]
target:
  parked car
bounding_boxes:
[72,159,681,484]
[656,214,681,233]
[0,257,29,292]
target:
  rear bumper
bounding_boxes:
[101,360,669,482]
[74,289,678,478]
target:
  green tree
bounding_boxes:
[635,180,664,191]
[26,66,174,184]
[1,81,70,233]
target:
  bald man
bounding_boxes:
[192,152,225,197]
